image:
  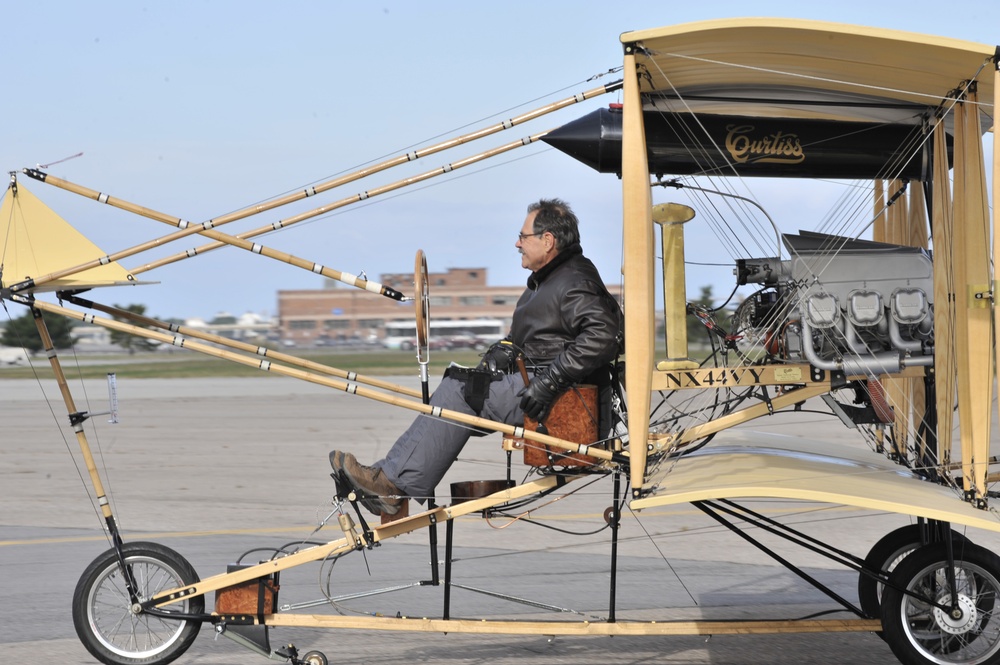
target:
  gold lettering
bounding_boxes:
[657,367,770,389]
[725,124,805,165]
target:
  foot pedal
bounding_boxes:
[330,471,353,500]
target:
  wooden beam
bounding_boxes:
[620,44,655,496]
[953,91,993,505]
[931,121,956,471]
[264,613,881,636]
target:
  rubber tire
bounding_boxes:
[880,541,1000,665]
[73,541,204,665]
[859,525,970,621]
[301,651,329,665]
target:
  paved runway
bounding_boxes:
[2,375,998,664]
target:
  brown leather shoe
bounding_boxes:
[329,449,380,515]
[329,450,403,516]
[329,450,346,474]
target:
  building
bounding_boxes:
[184,312,274,344]
[277,267,622,347]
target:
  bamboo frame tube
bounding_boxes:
[12,170,387,299]
[150,475,565,603]
[17,79,620,288]
[18,131,548,292]
[19,297,621,463]
[30,308,116,523]
[61,294,422,399]
[127,130,554,275]
[24,81,621,289]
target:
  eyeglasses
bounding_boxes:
[517,232,544,242]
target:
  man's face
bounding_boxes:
[515,211,553,272]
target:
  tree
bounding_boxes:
[109,304,160,354]
[1,307,76,354]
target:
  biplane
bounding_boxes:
[2,17,999,665]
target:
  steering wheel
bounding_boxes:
[414,249,430,365]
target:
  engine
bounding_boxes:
[734,231,934,377]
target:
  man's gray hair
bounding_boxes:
[528,198,580,251]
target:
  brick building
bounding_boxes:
[277,267,622,347]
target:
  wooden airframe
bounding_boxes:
[2,17,1000,665]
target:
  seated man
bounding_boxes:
[330,198,622,515]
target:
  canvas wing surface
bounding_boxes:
[623,17,996,127]
[632,435,1000,534]
[0,184,144,293]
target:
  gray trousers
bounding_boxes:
[373,374,525,502]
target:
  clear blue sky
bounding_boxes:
[2,1,997,321]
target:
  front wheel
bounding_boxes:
[73,541,204,665]
[881,541,1000,665]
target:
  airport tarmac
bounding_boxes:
[2,375,999,664]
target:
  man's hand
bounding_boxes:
[519,364,572,421]
[477,340,517,373]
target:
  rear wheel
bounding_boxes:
[73,541,204,665]
[881,541,1000,665]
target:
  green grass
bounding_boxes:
[0,349,487,380]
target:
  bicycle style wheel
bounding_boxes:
[73,541,204,665]
[881,541,1000,665]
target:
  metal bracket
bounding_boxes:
[69,411,90,426]
[970,284,992,308]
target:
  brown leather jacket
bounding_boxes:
[508,243,622,383]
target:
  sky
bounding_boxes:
[1,0,998,322]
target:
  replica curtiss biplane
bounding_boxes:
[2,17,999,665]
